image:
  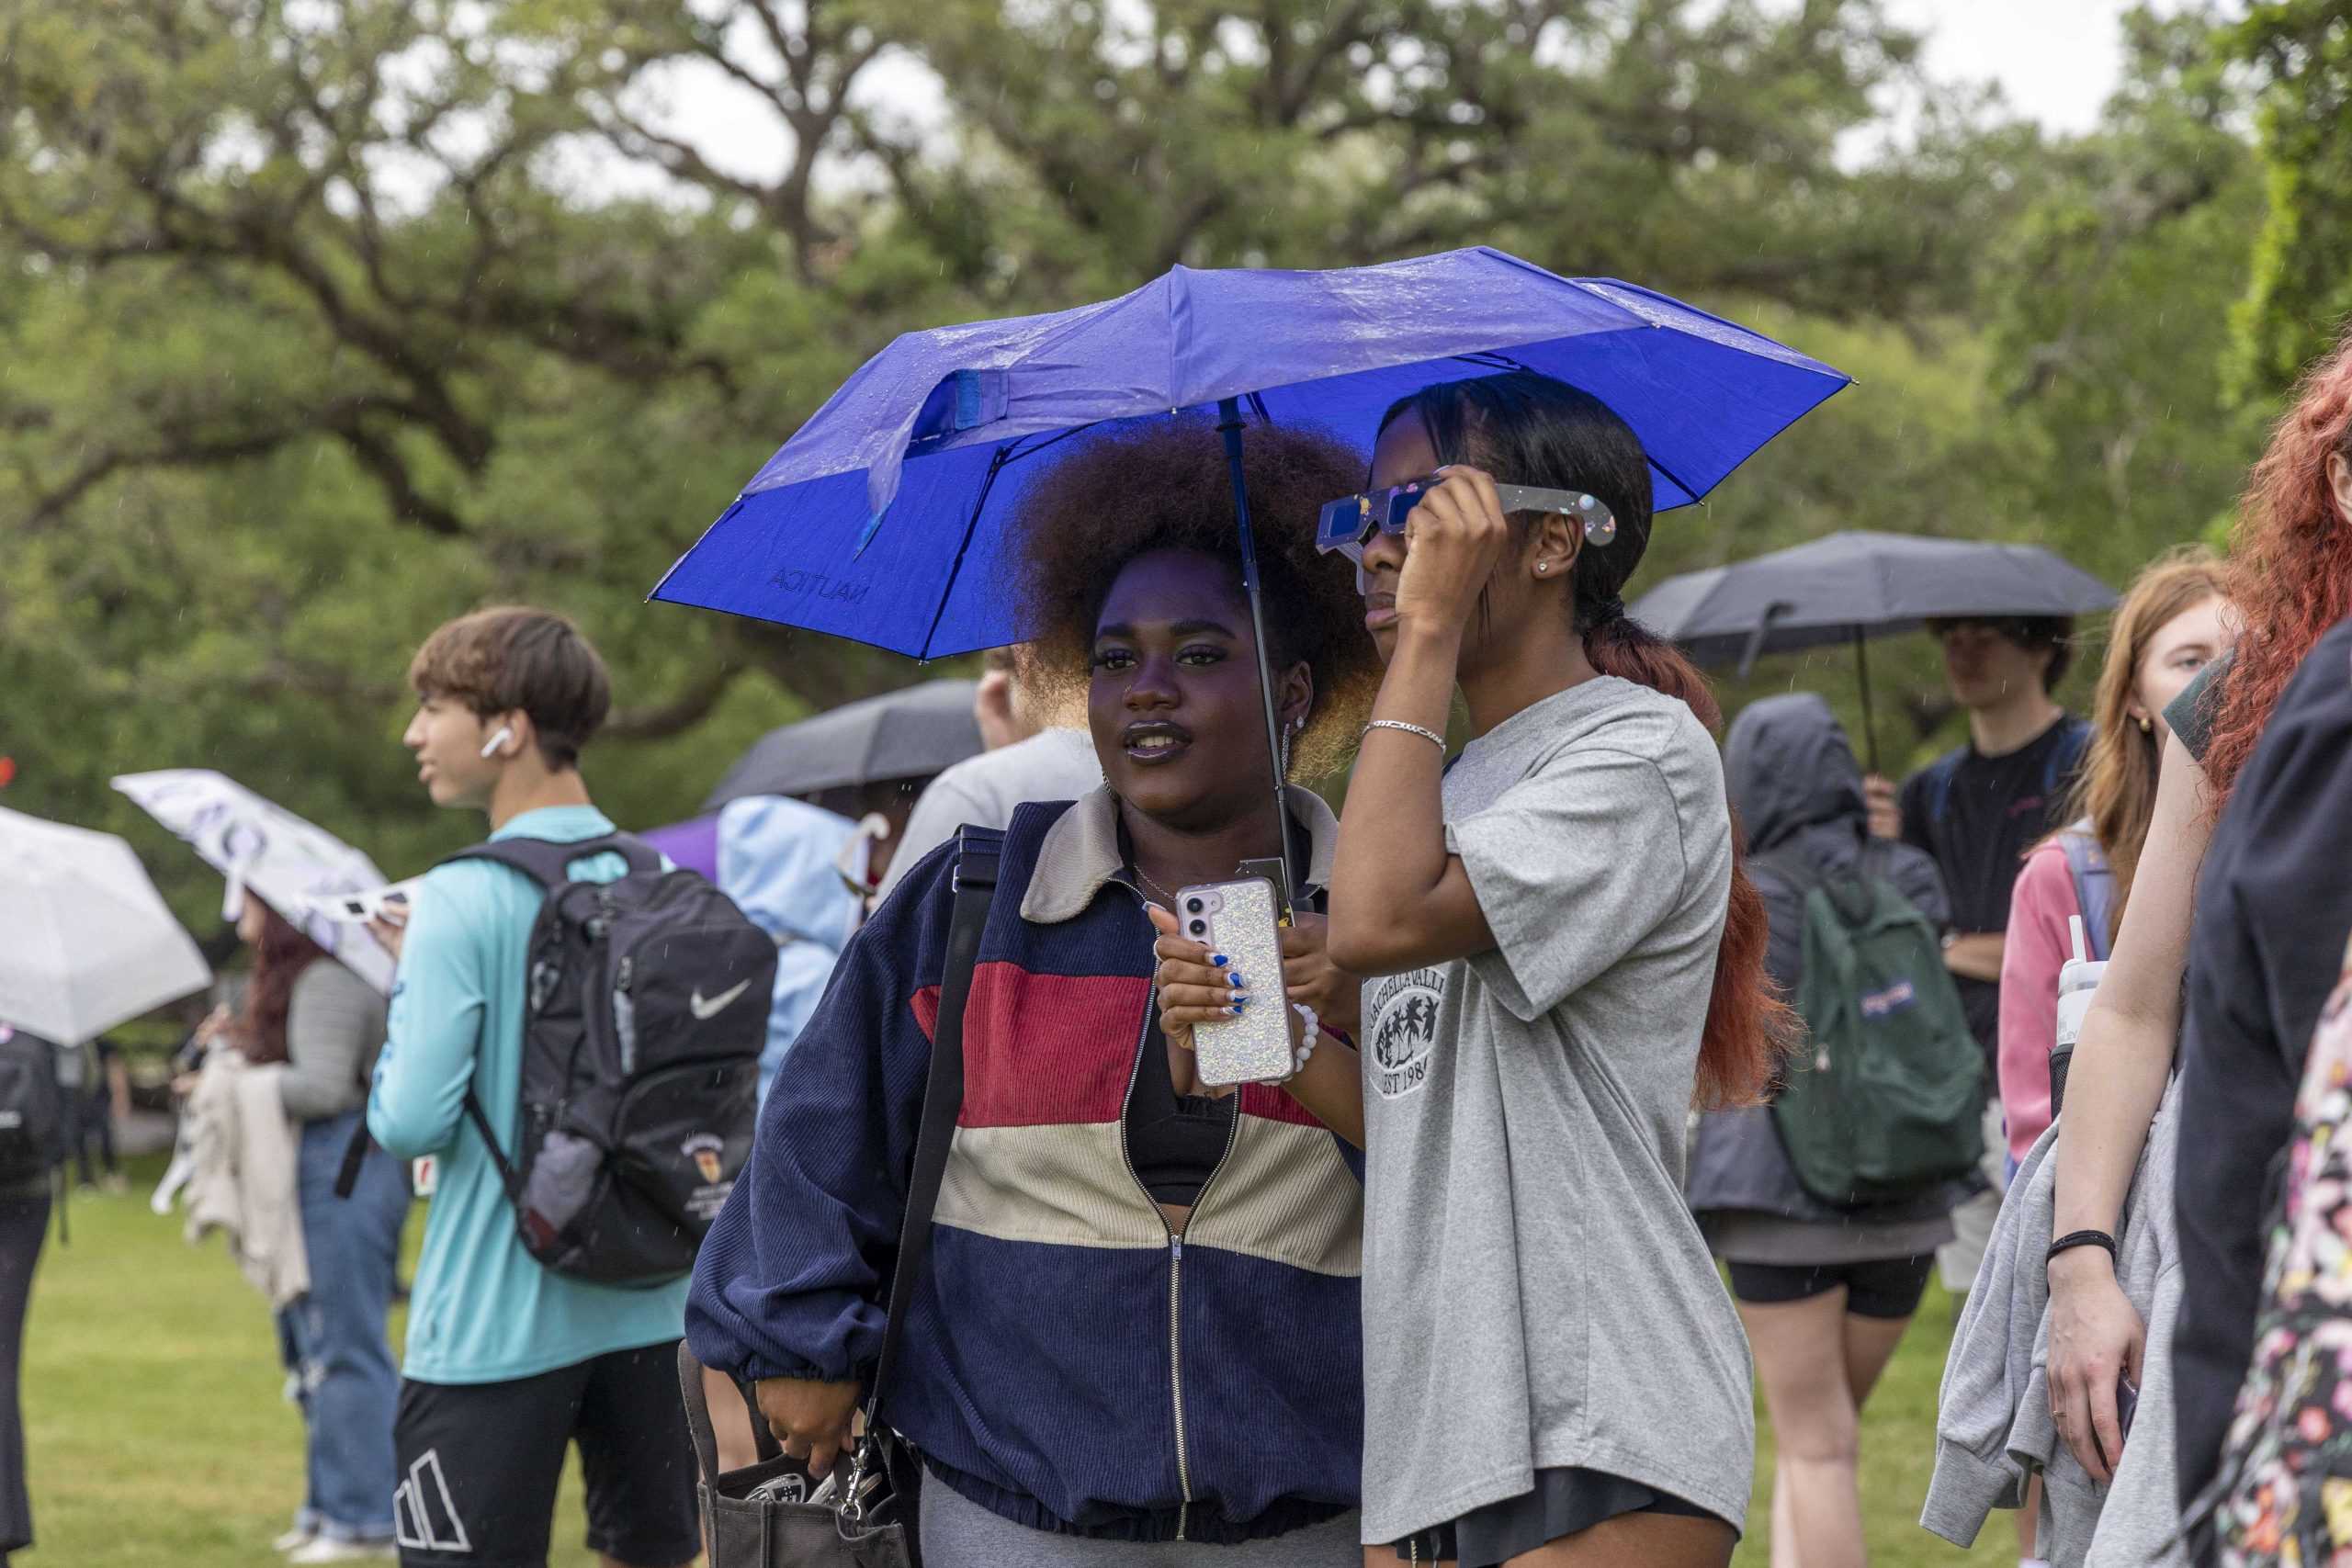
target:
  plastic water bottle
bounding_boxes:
[2050,914,2107,1119]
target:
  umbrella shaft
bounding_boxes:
[1217,399,1297,894]
[1852,628,1882,776]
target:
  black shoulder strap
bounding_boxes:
[865,825,1002,1426]
[1753,839,1880,926]
[439,832,662,886]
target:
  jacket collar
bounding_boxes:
[1019,784,1340,925]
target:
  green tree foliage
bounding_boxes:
[2229,0,2352,396]
[0,0,2291,938]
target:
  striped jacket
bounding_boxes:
[686,786,1364,1543]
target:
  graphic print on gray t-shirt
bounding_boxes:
[1357,677,1756,1545]
[1366,967,1448,1100]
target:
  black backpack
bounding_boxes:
[450,834,776,1288]
[0,1027,64,1189]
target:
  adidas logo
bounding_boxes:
[392,1449,472,1554]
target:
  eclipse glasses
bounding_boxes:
[1314,477,1617,592]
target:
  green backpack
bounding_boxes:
[1758,849,1985,1208]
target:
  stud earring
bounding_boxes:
[2139,716,2153,734]
[1535,561,1549,574]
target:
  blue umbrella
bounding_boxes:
[653,245,1850,881]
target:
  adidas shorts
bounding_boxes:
[392,1341,698,1568]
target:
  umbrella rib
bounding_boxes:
[916,444,1014,661]
[996,422,1100,469]
[1646,452,1705,507]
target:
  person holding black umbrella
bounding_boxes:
[1867,615,2090,1303]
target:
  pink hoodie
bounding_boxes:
[1997,840,2086,1163]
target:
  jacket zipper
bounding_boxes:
[1108,876,1247,1542]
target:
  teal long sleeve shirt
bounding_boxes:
[368,805,687,1384]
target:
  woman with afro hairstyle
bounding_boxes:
[2022,330,2352,1513]
[688,416,1383,1562]
[1327,371,1790,1567]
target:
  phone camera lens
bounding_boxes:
[1184,897,1205,914]
[1189,919,1207,936]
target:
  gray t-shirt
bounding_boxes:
[1358,676,1755,1542]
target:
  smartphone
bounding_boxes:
[1176,877,1295,1087]
[2091,1375,2139,1474]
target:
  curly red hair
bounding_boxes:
[2205,328,2352,807]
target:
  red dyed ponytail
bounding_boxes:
[1585,615,1796,1111]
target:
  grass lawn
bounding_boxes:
[24,1156,2011,1567]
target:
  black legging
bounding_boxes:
[0,1192,49,1557]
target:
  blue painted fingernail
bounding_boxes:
[1230,1004,1247,1015]
[1226,970,1244,987]
[1209,953,1229,966]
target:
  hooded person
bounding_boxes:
[713,795,865,1100]
[1687,693,1973,1568]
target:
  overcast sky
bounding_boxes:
[1895,0,2138,133]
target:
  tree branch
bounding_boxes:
[605,658,747,741]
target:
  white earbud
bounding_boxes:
[480,725,516,760]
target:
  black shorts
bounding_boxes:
[393,1341,699,1568]
[1389,1467,1729,1565]
[1724,1253,1935,1320]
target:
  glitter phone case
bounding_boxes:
[1178,876,1295,1087]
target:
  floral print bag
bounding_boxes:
[2208,933,2352,1566]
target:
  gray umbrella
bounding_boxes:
[703,678,984,810]
[1631,530,2116,771]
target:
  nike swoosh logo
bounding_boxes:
[689,979,752,1020]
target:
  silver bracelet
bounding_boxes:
[1290,1002,1321,1077]
[1363,718,1446,751]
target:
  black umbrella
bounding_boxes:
[1630,530,2117,772]
[703,678,984,810]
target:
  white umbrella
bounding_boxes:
[111,770,397,994]
[0,806,212,1043]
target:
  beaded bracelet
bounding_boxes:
[1291,1002,1321,1077]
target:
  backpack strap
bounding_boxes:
[440,832,662,886]
[2043,717,2092,802]
[2058,828,2116,963]
[866,825,1002,1427]
[1923,751,1962,835]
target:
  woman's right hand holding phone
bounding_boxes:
[2046,1247,2145,1483]
[1146,903,1254,1098]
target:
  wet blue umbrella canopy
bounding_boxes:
[651,246,1851,659]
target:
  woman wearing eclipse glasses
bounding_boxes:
[1320,371,1788,1567]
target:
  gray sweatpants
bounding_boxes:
[919,1478,1363,1566]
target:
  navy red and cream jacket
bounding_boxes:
[686,785,1364,1544]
